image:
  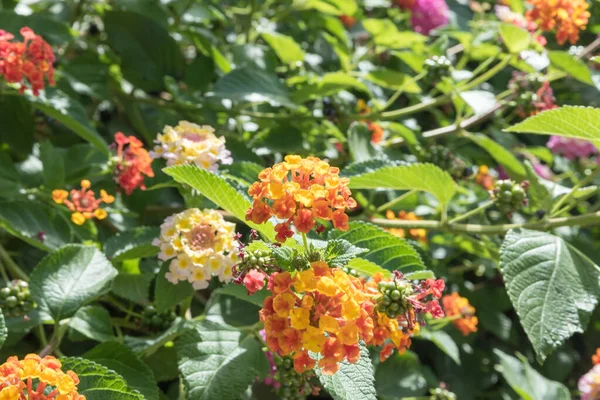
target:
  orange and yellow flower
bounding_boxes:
[442,292,478,336]
[52,180,114,225]
[592,348,600,365]
[0,354,85,400]
[475,165,495,191]
[113,132,154,195]
[246,156,356,242]
[526,0,590,45]
[357,100,384,144]
[385,210,427,243]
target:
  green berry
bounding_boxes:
[390,290,401,301]
[6,296,17,307]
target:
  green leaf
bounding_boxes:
[27,88,110,155]
[210,67,295,108]
[0,200,72,251]
[416,328,461,365]
[125,318,193,357]
[0,311,5,350]
[347,163,457,208]
[261,32,305,65]
[154,262,194,312]
[316,341,377,400]
[500,229,600,361]
[464,132,526,180]
[0,10,71,44]
[499,23,530,53]
[293,72,369,102]
[60,357,144,400]
[30,245,118,321]
[163,164,276,242]
[329,222,424,273]
[348,122,378,163]
[39,141,66,189]
[0,95,34,155]
[176,320,268,399]
[104,10,185,92]
[375,351,433,399]
[215,283,269,307]
[363,19,427,49]
[494,350,570,400]
[548,51,593,85]
[104,227,160,262]
[85,341,160,400]
[362,69,421,92]
[112,272,153,306]
[523,160,551,211]
[325,239,367,267]
[69,305,116,343]
[505,106,600,143]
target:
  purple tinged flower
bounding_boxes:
[579,364,600,400]
[532,162,552,180]
[547,136,598,160]
[410,0,450,35]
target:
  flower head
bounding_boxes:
[52,180,114,225]
[0,354,85,399]
[153,208,238,290]
[0,27,55,95]
[385,210,427,243]
[112,133,154,195]
[593,348,600,365]
[408,0,449,35]
[547,136,598,160]
[150,121,232,170]
[475,165,495,190]
[579,364,600,400]
[526,0,589,44]
[246,155,356,242]
[442,292,478,335]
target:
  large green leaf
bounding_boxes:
[27,88,110,155]
[261,32,305,65]
[176,320,268,399]
[60,357,144,400]
[154,262,194,312]
[210,67,295,108]
[548,51,593,85]
[362,19,427,49]
[69,305,116,343]
[500,229,600,361]
[0,10,71,44]
[499,23,530,53]
[347,163,457,208]
[325,239,367,267]
[0,200,72,251]
[416,328,460,365]
[494,350,570,400]
[0,311,5,350]
[215,283,269,308]
[362,69,421,92]
[85,341,160,400]
[375,351,433,399]
[104,10,185,92]
[505,106,600,143]
[293,72,369,102]
[163,164,276,242]
[464,132,526,180]
[316,341,377,400]
[0,95,34,155]
[104,227,160,262]
[329,222,424,273]
[29,245,118,321]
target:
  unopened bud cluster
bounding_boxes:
[376,279,414,319]
[422,55,452,87]
[141,305,176,331]
[425,145,467,179]
[490,180,529,214]
[273,356,313,400]
[0,280,36,317]
[429,387,457,400]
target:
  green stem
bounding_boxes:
[376,190,418,213]
[180,296,193,319]
[550,167,600,217]
[457,54,512,92]
[380,71,427,112]
[103,296,143,319]
[245,0,257,43]
[302,233,309,252]
[448,200,497,224]
[0,258,9,282]
[0,245,28,280]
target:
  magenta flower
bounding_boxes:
[410,0,449,35]
[547,136,598,160]
[579,364,600,400]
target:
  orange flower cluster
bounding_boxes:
[357,100,384,144]
[593,348,600,365]
[442,292,478,336]
[52,180,115,225]
[526,0,590,44]
[0,354,85,400]
[475,165,495,190]
[260,263,444,375]
[385,210,427,243]
[246,156,356,242]
[113,132,154,195]
[338,15,356,28]
[0,27,55,95]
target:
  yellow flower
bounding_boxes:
[290,308,310,330]
[71,212,86,225]
[293,269,317,293]
[302,326,326,352]
[316,276,338,297]
[319,315,340,333]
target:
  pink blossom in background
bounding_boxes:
[410,0,449,35]
[547,136,598,160]
[532,162,552,180]
[579,364,600,400]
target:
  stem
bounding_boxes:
[550,168,600,217]
[0,258,9,282]
[0,245,28,280]
[302,233,309,252]
[422,103,504,138]
[448,200,497,224]
[39,322,68,357]
[457,55,512,92]
[245,0,257,43]
[380,71,427,112]
[180,296,193,319]
[376,190,418,213]
[103,296,143,319]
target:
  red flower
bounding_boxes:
[113,132,155,195]
[243,270,267,294]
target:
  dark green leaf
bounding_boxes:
[69,305,116,343]
[375,351,433,398]
[0,95,34,155]
[154,262,194,312]
[325,239,367,267]
[0,10,71,44]
[104,227,160,262]
[416,328,461,365]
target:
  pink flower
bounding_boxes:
[532,162,553,180]
[547,136,598,160]
[243,270,267,294]
[579,364,600,400]
[410,0,449,35]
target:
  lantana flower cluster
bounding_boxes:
[526,0,589,45]
[508,72,557,117]
[441,292,478,336]
[0,27,55,95]
[246,155,356,243]
[546,136,598,160]
[52,180,115,225]
[153,208,238,290]
[150,121,232,170]
[385,210,428,243]
[397,0,449,35]
[579,349,600,400]
[495,6,546,46]
[475,165,495,191]
[112,132,154,195]
[0,354,85,400]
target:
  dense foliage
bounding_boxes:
[0,0,600,399]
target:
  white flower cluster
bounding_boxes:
[150,121,232,170]
[153,208,238,290]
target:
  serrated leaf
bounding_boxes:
[215,283,269,307]
[316,341,377,400]
[176,320,268,399]
[347,163,457,208]
[548,51,593,85]
[29,245,118,321]
[505,106,600,143]
[261,32,305,65]
[416,328,461,365]
[69,305,115,343]
[325,239,367,267]
[104,227,160,262]
[0,311,5,350]
[154,262,194,313]
[499,23,530,53]
[329,222,424,273]
[494,350,570,400]
[163,164,276,242]
[363,19,427,49]
[464,132,526,180]
[500,229,600,361]
[341,159,402,178]
[346,258,391,277]
[0,200,72,251]
[375,351,433,398]
[85,341,160,400]
[272,245,296,271]
[60,357,144,400]
[112,272,153,305]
